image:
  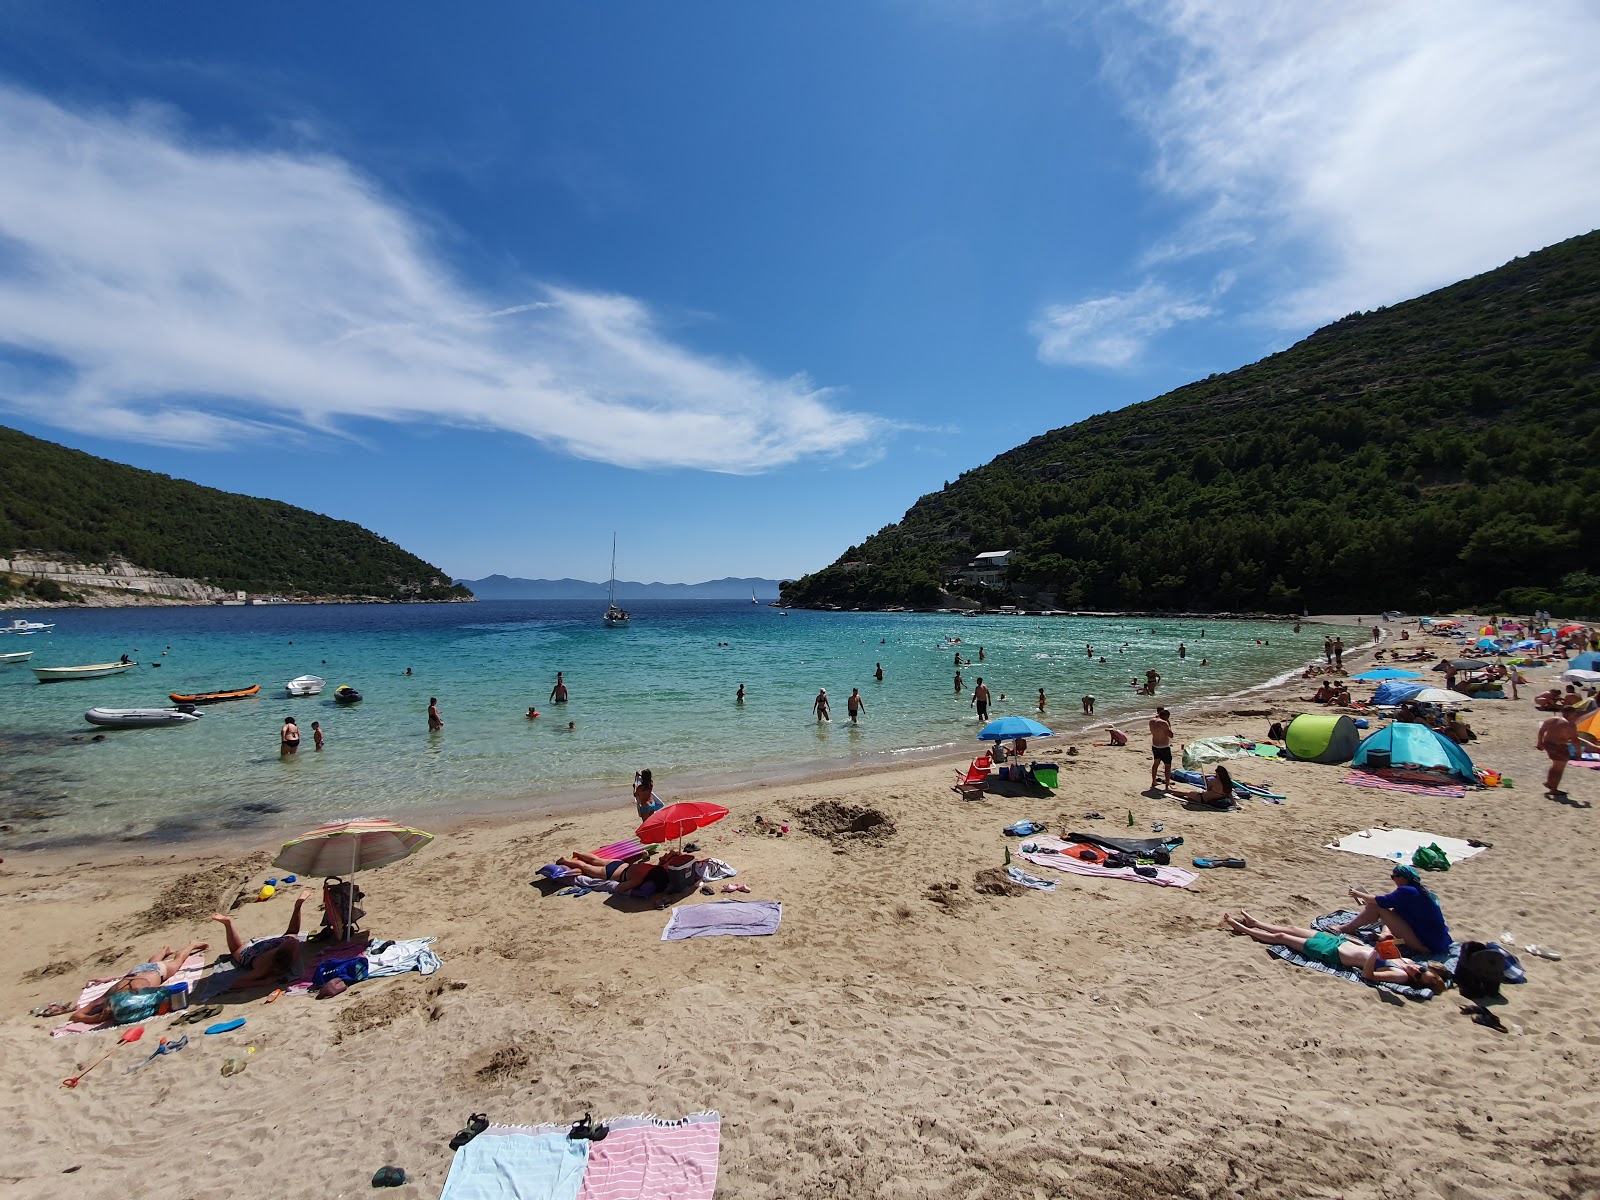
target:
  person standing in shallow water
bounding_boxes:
[874,662,884,682]
[549,672,569,703]
[1037,688,1047,712]
[736,683,745,704]
[280,715,300,756]
[847,687,866,724]
[311,721,324,751]
[812,688,831,723]
[971,677,990,721]
[428,697,444,731]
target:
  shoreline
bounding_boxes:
[3,617,1373,871]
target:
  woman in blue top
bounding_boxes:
[1332,864,1451,955]
[633,769,664,820]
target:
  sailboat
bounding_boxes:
[751,588,759,605]
[604,534,630,626]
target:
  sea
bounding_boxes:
[0,601,1348,849]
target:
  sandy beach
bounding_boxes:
[4,618,1598,1200]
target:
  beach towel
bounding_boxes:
[49,953,206,1037]
[365,936,442,979]
[662,900,782,941]
[197,934,368,1000]
[440,1129,590,1200]
[1325,829,1487,865]
[1023,837,1197,889]
[577,1113,722,1200]
[1341,771,1466,798]
[538,840,647,881]
[1260,910,1461,1002]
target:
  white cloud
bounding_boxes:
[0,85,882,472]
[1116,0,1600,325]
[1031,280,1215,368]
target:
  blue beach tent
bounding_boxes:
[1352,668,1423,681]
[1352,724,1476,783]
[1371,680,1426,706]
[1571,651,1600,672]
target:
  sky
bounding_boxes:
[0,1,1596,584]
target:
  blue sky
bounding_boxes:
[0,2,1596,583]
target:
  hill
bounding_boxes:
[457,575,786,600]
[783,231,1600,616]
[0,426,469,602]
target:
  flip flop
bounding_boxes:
[450,1113,489,1150]
[175,1004,222,1026]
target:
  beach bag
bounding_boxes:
[106,987,164,1025]
[1412,843,1451,872]
[1456,941,1524,1000]
[311,957,369,989]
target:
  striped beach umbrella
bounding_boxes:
[272,817,434,878]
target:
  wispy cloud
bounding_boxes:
[1031,1,1600,363]
[0,85,882,473]
[1114,0,1600,326]
[1031,280,1215,368]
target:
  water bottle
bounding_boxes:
[164,981,189,1012]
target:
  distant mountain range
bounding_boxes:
[455,575,786,600]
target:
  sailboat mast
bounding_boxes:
[609,534,617,607]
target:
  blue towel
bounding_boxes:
[440,1131,589,1200]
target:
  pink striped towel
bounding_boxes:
[578,1113,721,1200]
[1341,771,1466,797]
[49,953,206,1037]
[541,839,649,880]
[1022,839,1196,889]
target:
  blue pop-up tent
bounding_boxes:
[1571,651,1600,672]
[1352,723,1476,783]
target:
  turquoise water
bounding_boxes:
[0,601,1338,847]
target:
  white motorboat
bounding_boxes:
[32,661,137,682]
[2,618,56,634]
[84,707,202,728]
[0,650,34,665]
[286,674,327,697]
[604,534,630,626]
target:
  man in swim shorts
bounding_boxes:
[549,672,569,703]
[1149,707,1173,790]
[210,888,314,991]
[1537,711,1578,798]
[847,687,867,724]
[970,678,989,721]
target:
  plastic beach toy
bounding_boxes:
[204,1018,247,1035]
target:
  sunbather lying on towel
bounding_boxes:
[1329,864,1452,956]
[1223,912,1450,990]
[1168,765,1235,808]
[210,888,313,989]
[70,941,210,1024]
[556,851,670,897]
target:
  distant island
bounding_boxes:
[0,425,470,605]
[783,229,1600,618]
[457,575,786,600]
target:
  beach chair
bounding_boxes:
[319,877,366,942]
[534,838,650,888]
[953,755,993,800]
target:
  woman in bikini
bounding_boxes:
[69,941,210,1024]
[555,852,670,897]
[1169,764,1235,807]
[1223,912,1450,990]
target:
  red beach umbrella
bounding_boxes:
[636,801,729,846]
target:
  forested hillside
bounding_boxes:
[0,427,469,601]
[784,231,1600,615]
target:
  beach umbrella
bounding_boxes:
[1511,639,1543,651]
[1351,668,1423,681]
[273,818,434,934]
[1560,669,1600,686]
[1558,624,1586,636]
[1576,709,1600,745]
[636,801,729,846]
[1408,688,1474,705]
[977,715,1053,741]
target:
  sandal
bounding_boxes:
[175,1004,223,1026]
[32,1002,72,1018]
[450,1113,489,1150]
[567,1111,610,1142]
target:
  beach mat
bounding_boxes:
[1023,836,1197,888]
[662,900,782,941]
[441,1114,721,1200]
[197,934,369,999]
[50,953,207,1037]
[1341,770,1466,797]
[1261,910,1460,1002]
[1063,831,1184,856]
[1325,828,1487,865]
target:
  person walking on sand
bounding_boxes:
[1149,707,1174,791]
[1037,687,1047,713]
[1537,710,1579,799]
[813,688,831,722]
[280,715,300,756]
[971,678,990,721]
[311,721,324,751]
[428,697,444,731]
[874,662,884,682]
[847,687,867,724]
[549,672,569,703]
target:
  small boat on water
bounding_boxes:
[285,675,326,697]
[334,685,363,704]
[604,534,630,626]
[2,618,56,635]
[85,707,202,728]
[32,661,136,682]
[0,650,34,665]
[168,684,260,704]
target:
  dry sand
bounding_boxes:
[3,619,1598,1199]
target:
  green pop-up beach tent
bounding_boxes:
[1283,713,1360,764]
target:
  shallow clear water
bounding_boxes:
[0,601,1341,847]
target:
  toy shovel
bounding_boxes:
[64,1025,144,1088]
